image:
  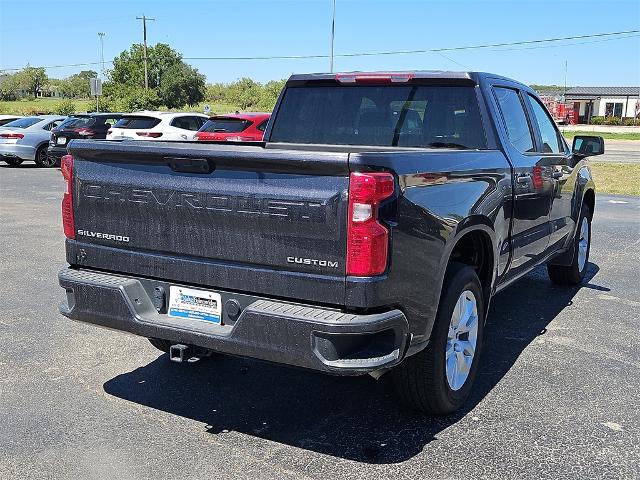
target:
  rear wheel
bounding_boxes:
[34,145,56,167]
[547,204,591,285]
[392,263,485,415]
[3,157,23,166]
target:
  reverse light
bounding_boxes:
[346,172,395,276]
[135,131,163,138]
[61,154,75,239]
[336,72,414,84]
[0,133,24,139]
[225,136,254,142]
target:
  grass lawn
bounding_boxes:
[562,131,640,141]
[589,162,640,196]
[0,98,87,115]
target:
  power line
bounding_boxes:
[1,29,638,72]
[183,29,640,61]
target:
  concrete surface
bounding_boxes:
[1,165,639,480]
[591,139,640,164]
[561,125,640,133]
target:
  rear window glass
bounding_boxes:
[201,118,250,133]
[58,116,96,129]
[113,116,161,129]
[3,117,43,129]
[269,85,487,149]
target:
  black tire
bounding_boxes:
[392,263,485,415]
[34,145,56,167]
[547,204,591,285]
[3,157,23,166]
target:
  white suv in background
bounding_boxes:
[106,111,208,141]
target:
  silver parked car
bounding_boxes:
[0,115,66,167]
[0,115,23,127]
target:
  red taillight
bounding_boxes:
[135,131,162,138]
[74,128,95,136]
[336,72,414,84]
[0,133,24,139]
[346,172,395,276]
[532,165,543,189]
[61,154,75,239]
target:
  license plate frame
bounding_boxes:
[167,286,222,325]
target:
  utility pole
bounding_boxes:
[329,0,336,72]
[136,14,155,89]
[98,32,105,79]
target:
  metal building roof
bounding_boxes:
[565,87,640,98]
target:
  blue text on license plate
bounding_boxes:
[168,286,222,324]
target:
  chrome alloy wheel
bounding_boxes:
[446,290,479,391]
[577,217,589,273]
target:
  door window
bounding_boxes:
[527,94,564,154]
[171,116,202,131]
[493,87,535,153]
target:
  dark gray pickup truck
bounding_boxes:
[58,71,603,414]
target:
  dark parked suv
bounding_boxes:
[48,113,122,166]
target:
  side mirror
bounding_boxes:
[572,135,604,157]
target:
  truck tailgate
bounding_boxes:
[67,140,350,306]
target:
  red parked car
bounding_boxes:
[194,113,271,142]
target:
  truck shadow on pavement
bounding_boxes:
[104,263,604,464]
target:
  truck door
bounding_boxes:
[524,92,576,253]
[491,86,554,278]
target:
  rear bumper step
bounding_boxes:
[58,268,410,375]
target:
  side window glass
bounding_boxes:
[528,94,563,154]
[493,87,535,153]
[256,120,268,132]
[44,120,64,131]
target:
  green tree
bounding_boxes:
[158,63,205,109]
[227,78,260,110]
[206,82,228,103]
[0,73,22,100]
[107,43,204,109]
[18,66,48,97]
[257,79,286,111]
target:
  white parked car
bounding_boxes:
[0,115,66,167]
[106,111,208,141]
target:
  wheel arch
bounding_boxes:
[442,218,497,305]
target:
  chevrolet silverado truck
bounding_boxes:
[58,71,603,414]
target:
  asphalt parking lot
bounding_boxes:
[1,163,639,480]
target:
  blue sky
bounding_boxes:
[1,0,639,86]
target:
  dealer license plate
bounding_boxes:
[56,137,67,145]
[168,286,222,324]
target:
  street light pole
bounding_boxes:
[98,32,105,79]
[136,14,155,90]
[329,0,336,72]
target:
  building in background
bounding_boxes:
[565,87,640,124]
